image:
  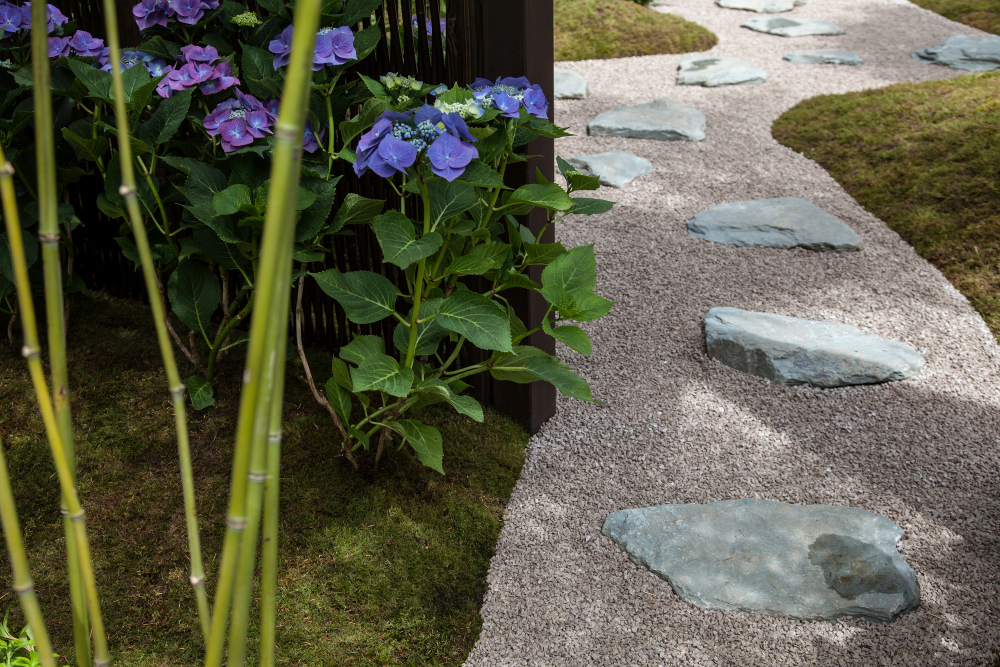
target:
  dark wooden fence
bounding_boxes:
[60,0,556,433]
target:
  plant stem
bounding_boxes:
[0,439,57,667]
[403,177,433,368]
[0,145,109,667]
[206,295,254,382]
[98,0,212,646]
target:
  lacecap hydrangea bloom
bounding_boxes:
[100,50,168,76]
[268,24,355,71]
[204,91,322,154]
[470,76,548,119]
[354,105,478,182]
[0,1,67,38]
[155,44,239,98]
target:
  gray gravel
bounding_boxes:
[464,0,1000,665]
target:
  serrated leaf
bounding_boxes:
[60,128,109,163]
[311,269,397,324]
[392,299,446,356]
[457,160,509,189]
[445,242,507,276]
[436,291,512,352]
[185,375,215,410]
[121,63,153,102]
[136,87,193,146]
[543,318,592,355]
[350,353,414,397]
[386,419,443,474]
[351,23,381,62]
[330,356,353,390]
[168,262,220,335]
[556,156,575,181]
[114,236,141,266]
[568,171,601,192]
[489,347,594,400]
[67,60,113,101]
[324,378,353,424]
[568,197,614,216]
[240,41,280,98]
[523,242,566,266]
[213,184,254,215]
[540,244,597,299]
[415,378,484,422]
[428,179,478,230]
[339,335,385,365]
[371,211,443,269]
[509,182,575,211]
[297,176,341,240]
[330,193,384,228]
[339,0,383,26]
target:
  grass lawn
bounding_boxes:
[554,0,716,61]
[772,72,1000,341]
[908,0,1000,34]
[0,292,527,665]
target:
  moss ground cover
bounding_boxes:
[0,292,527,665]
[554,0,716,61]
[772,72,1000,341]
[908,0,1000,34]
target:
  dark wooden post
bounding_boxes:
[477,0,556,434]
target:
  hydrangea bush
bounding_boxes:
[302,70,615,473]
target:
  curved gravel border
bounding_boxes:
[465,1,1000,665]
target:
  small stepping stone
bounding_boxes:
[784,49,863,65]
[677,56,766,87]
[742,17,845,36]
[587,98,705,142]
[687,197,862,252]
[554,67,588,99]
[912,35,1000,71]
[703,307,926,387]
[716,0,805,13]
[566,151,653,189]
[602,499,920,623]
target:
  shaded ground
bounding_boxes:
[774,72,1000,341]
[0,292,527,666]
[554,0,716,61]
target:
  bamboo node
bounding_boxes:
[242,369,251,384]
[39,232,60,244]
[95,659,110,667]
[68,509,85,522]
[169,384,186,397]
[275,125,299,141]
[268,433,281,444]
[118,184,135,197]
[20,345,40,359]
[226,516,247,530]
[189,575,205,586]
[248,472,267,482]
[0,162,14,176]
[12,580,34,595]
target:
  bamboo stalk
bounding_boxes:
[258,373,283,667]
[30,6,91,665]
[0,145,109,667]
[0,439,57,667]
[97,0,213,642]
[203,0,324,662]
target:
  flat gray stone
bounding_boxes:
[588,98,706,142]
[716,0,805,13]
[912,35,1000,71]
[554,67,588,99]
[677,56,767,87]
[704,307,926,387]
[566,151,653,189]
[687,197,862,251]
[602,499,920,623]
[784,49,863,65]
[742,16,845,36]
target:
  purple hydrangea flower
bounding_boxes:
[357,118,393,155]
[220,117,253,151]
[206,93,272,151]
[180,43,218,64]
[132,0,170,29]
[439,112,477,143]
[469,76,547,119]
[427,133,478,181]
[268,24,291,70]
[68,30,104,56]
[203,97,238,135]
[411,15,446,43]
[522,84,548,119]
[198,60,238,94]
[303,122,324,153]
[170,0,204,24]
[48,35,70,57]
[312,25,355,69]
[0,4,22,37]
[264,98,279,122]
[20,3,68,33]
[143,53,167,76]
[245,109,271,138]
[369,136,416,177]
[155,65,174,97]
[101,50,145,73]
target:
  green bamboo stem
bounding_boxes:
[0,145,110,667]
[258,367,284,667]
[30,8,91,665]
[0,438,57,667]
[97,0,213,644]
[203,0,323,662]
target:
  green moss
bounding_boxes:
[554,0,716,61]
[772,72,1000,341]
[907,0,1000,34]
[0,292,528,665]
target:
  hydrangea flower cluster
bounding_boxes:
[132,0,219,29]
[203,90,324,154]
[230,10,260,27]
[0,2,67,38]
[470,76,548,119]
[380,72,422,93]
[156,44,238,98]
[354,105,478,182]
[268,24,355,71]
[99,50,168,75]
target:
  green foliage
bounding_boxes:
[772,71,1000,340]
[908,0,1000,33]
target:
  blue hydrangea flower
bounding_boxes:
[468,76,548,119]
[19,3,68,33]
[132,0,170,29]
[271,24,356,71]
[427,133,478,181]
[68,30,105,57]
[48,34,70,57]
[0,4,22,37]
[170,0,205,24]
[303,122,324,153]
[268,25,292,70]
[369,136,417,177]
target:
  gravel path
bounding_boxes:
[464,1,1000,665]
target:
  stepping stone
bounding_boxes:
[554,67,588,99]
[687,197,862,252]
[602,499,920,623]
[912,35,1000,71]
[677,56,767,87]
[703,307,926,387]
[742,17,845,36]
[784,49,863,65]
[587,98,706,142]
[716,0,805,13]
[566,151,653,189]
